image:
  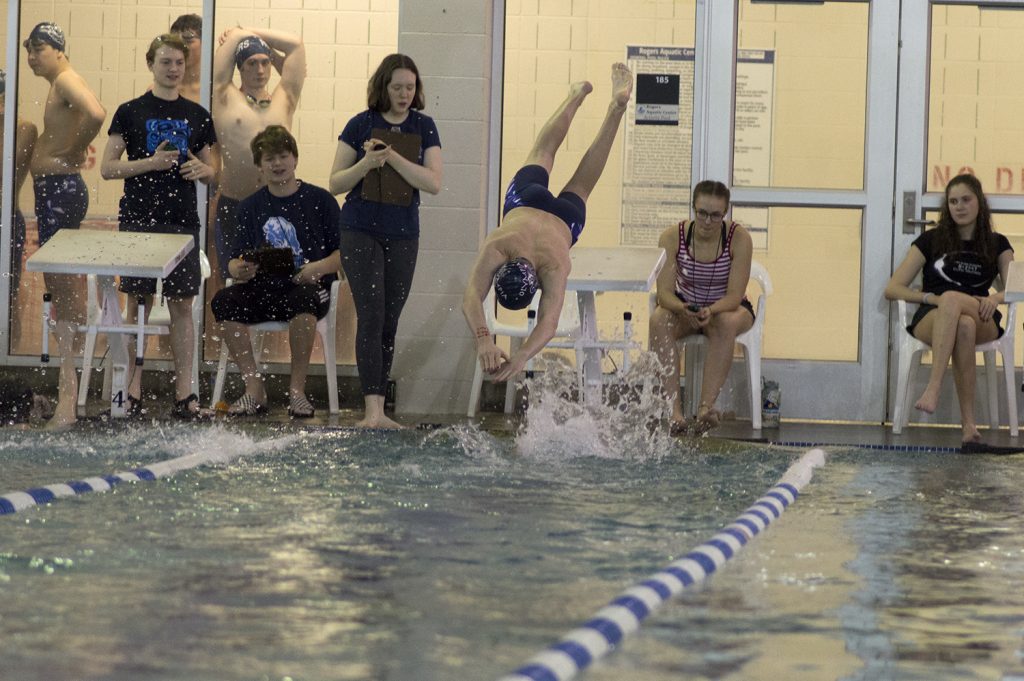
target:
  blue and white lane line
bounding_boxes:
[497,447,828,681]
[0,451,215,516]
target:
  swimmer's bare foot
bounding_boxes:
[914,386,939,414]
[611,62,633,108]
[570,80,593,103]
[694,405,720,435]
[356,414,404,430]
[962,427,982,444]
[669,418,691,436]
[44,399,77,431]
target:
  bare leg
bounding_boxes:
[167,298,196,404]
[222,321,267,404]
[44,272,86,430]
[287,313,316,400]
[523,80,594,173]
[949,315,982,444]
[561,63,633,202]
[695,309,754,433]
[123,294,154,401]
[356,394,403,429]
[649,305,697,430]
[914,292,987,413]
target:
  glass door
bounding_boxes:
[893,0,1024,426]
[701,1,900,422]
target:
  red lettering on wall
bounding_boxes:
[958,166,975,177]
[83,144,96,171]
[996,167,1013,193]
[932,164,950,188]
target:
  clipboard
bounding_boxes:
[241,247,296,276]
[361,128,422,207]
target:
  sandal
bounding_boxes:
[227,393,268,417]
[171,393,203,420]
[287,394,315,419]
[126,394,145,418]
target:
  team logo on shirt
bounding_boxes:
[146,119,191,163]
[933,252,986,288]
[263,216,304,267]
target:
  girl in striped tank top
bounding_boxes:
[649,180,755,435]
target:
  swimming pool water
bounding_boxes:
[2,424,1023,681]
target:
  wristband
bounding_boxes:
[922,292,932,305]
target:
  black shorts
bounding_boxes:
[907,303,1004,339]
[675,291,756,328]
[118,223,201,298]
[502,164,586,244]
[211,276,332,324]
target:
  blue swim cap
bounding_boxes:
[493,257,538,310]
[24,22,66,52]
[235,36,272,68]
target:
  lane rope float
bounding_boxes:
[497,447,828,681]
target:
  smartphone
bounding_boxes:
[372,143,387,151]
[687,303,701,313]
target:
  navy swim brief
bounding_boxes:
[502,164,586,245]
[33,173,89,246]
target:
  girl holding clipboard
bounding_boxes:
[329,54,443,429]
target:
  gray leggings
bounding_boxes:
[339,230,418,396]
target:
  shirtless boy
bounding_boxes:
[463,63,632,382]
[0,69,39,353]
[24,22,106,429]
[170,14,203,104]
[211,26,305,274]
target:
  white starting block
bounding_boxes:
[26,229,194,418]
[566,246,666,403]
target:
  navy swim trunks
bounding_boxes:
[502,164,586,245]
[33,173,89,246]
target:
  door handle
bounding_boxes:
[902,191,935,234]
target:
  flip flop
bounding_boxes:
[227,394,268,417]
[172,393,205,420]
[960,441,1024,455]
[287,394,315,419]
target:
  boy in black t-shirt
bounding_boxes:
[211,126,341,418]
[100,33,216,419]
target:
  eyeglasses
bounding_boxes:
[181,32,198,42]
[695,209,725,222]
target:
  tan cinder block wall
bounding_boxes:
[213,0,399,194]
[16,1,203,219]
[390,1,493,413]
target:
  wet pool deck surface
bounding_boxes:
[70,405,1024,455]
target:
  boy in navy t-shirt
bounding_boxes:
[101,33,216,419]
[211,125,341,418]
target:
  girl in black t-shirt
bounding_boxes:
[885,174,1016,452]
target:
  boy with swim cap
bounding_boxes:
[24,21,106,429]
[211,26,305,276]
[463,63,633,382]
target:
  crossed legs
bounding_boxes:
[912,292,999,443]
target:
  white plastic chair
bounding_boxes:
[891,297,1018,436]
[78,251,211,413]
[210,277,340,414]
[467,288,581,417]
[649,260,772,429]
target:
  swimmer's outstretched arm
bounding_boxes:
[491,273,566,382]
[463,245,510,374]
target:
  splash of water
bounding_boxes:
[421,421,507,463]
[514,351,679,462]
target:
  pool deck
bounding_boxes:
[173,408,1024,454]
